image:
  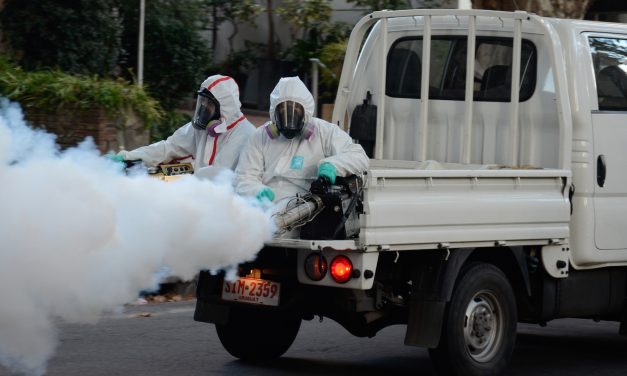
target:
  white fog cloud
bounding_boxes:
[0,100,274,375]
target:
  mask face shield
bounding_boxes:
[192,88,220,130]
[274,101,305,139]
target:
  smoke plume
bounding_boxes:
[0,100,274,375]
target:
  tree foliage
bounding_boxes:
[1,0,214,112]
[471,0,596,19]
[319,40,348,103]
[276,0,333,41]
[412,0,459,8]
[345,0,410,11]
[0,0,121,76]
[0,0,214,139]
[115,0,213,111]
[207,0,263,54]
[277,0,350,77]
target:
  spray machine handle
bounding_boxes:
[124,159,143,169]
[310,176,332,195]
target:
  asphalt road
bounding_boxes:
[1,300,626,376]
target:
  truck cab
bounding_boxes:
[195,10,627,376]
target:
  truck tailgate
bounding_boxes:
[362,168,571,250]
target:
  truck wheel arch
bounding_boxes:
[463,247,532,299]
[405,246,531,348]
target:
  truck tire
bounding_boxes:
[215,307,301,361]
[429,262,517,376]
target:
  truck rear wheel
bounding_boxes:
[429,263,517,376]
[215,307,301,361]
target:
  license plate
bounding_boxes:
[221,277,280,306]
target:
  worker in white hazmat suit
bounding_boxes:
[235,76,369,203]
[116,75,255,177]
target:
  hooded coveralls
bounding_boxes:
[235,77,369,203]
[119,75,255,175]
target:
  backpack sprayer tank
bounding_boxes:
[272,176,363,240]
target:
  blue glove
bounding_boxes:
[317,162,337,184]
[105,153,125,163]
[256,187,275,202]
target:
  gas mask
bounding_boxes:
[192,88,221,131]
[274,100,306,139]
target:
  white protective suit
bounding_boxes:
[235,76,369,202]
[119,75,255,175]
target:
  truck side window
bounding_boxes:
[589,37,627,111]
[386,37,536,102]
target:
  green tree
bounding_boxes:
[345,0,410,12]
[319,40,347,102]
[208,0,263,54]
[412,0,459,8]
[276,0,332,42]
[116,0,213,111]
[277,0,350,78]
[0,0,121,76]
[471,0,596,19]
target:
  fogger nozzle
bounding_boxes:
[272,194,324,233]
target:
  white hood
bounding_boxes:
[200,75,243,125]
[269,77,315,125]
[121,74,255,171]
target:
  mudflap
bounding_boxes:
[404,249,472,348]
[194,271,230,325]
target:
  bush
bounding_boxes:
[150,110,191,143]
[0,58,163,126]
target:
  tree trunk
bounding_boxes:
[267,0,275,59]
[212,3,218,50]
[228,21,237,55]
[471,0,596,19]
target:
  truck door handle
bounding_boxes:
[597,155,606,187]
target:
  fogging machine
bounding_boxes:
[272,175,363,240]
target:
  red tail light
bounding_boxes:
[330,255,353,283]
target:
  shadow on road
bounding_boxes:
[227,322,627,376]
[510,329,627,376]
[232,355,435,376]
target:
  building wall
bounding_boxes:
[25,107,149,154]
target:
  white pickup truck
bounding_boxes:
[194,9,627,376]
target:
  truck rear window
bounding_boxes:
[589,37,627,111]
[386,37,537,102]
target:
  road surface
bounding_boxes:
[1,300,626,376]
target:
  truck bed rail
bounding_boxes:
[332,9,572,171]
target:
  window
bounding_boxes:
[589,37,627,111]
[386,37,537,102]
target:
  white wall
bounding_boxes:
[459,0,472,9]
